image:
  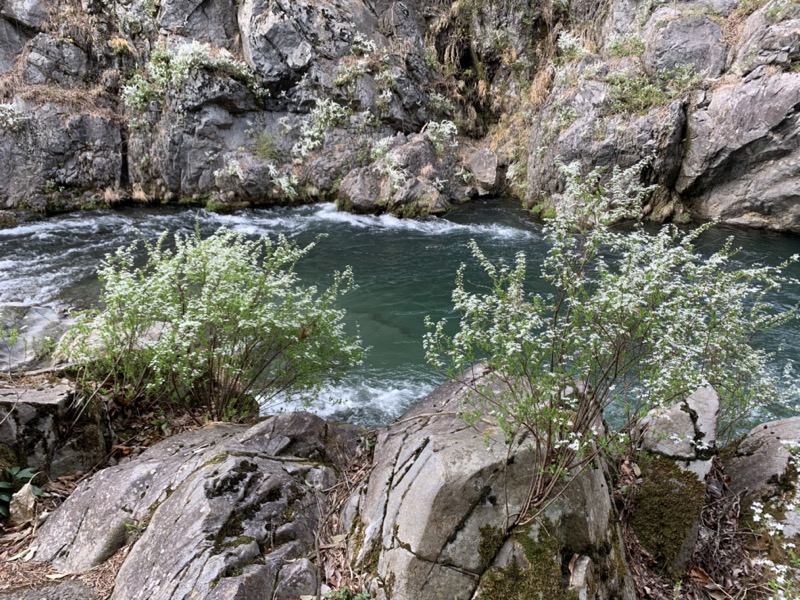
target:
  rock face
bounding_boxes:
[676,71,800,231]
[0,0,798,227]
[0,380,105,477]
[33,413,361,600]
[348,369,635,600]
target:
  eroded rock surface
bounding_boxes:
[33,413,362,600]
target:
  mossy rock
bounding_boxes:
[630,453,706,575]
[477,525,579,600]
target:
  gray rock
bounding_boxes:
[158,0,240,51]
[724,417,800,500]
[0,382,71,470]
[730,7,800,75]
[0,99,122,213]
[0,0,51,30]
[677,71,800,232]
[34,413,360,600]
[467,148,499,193]
[0,581,101,600]
[638,386,720,477]
[526,70,687,218]
[0,18,29,74]
[338,133,466,217]
[23,34,88,86]
[643,9,727,78]
[351,367,634,600]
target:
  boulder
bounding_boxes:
[33,413,362,600]
[638,385,720,479]
[337,133,468,217]
[630,387,720,575]
[467,148,499,194]
[642,8,727,78]
[349,368,635,600]
[724,417,800,501]
[676,71,800,232]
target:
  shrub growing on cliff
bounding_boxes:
[425,161,797,522]
[60,229,364,421]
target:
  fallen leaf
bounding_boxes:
[10,483,37,526]
[8,547,35,562]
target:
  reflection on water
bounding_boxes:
[1,201,799,428]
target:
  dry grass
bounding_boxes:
[529,66,555,107]
[0,471,125,598]
[315,433,375,594]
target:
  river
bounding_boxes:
[1,200,799,429]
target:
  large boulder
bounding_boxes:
[676,70,800,231]
[337,132,469,217]
[33,413,361,600]
[348,368,635,600]
[724,417,800,501]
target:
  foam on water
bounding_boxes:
[270,367,442,427]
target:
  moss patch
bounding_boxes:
[630,453,705,574]
[477,525,579,599]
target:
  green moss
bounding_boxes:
[477,525,579,600]
[0,444,18,470]
[530,203,556,221]
[478,524,505,571]
[630,453,705,574]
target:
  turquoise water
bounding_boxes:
[1,200,799,428]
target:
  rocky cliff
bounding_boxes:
[0,0,798,228]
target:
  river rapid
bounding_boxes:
[2,200,799,429]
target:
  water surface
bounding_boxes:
[1,201,798,428]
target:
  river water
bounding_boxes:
[2,200,799,429]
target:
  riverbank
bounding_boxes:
[1,0,800,230]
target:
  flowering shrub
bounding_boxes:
[291,99,351,159]
[425,161,797,522]
[422,120,458,155]
[122,42,264,113]
[60,229,364,421]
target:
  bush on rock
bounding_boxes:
[60,228,364,421]
[425,160,798,523]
